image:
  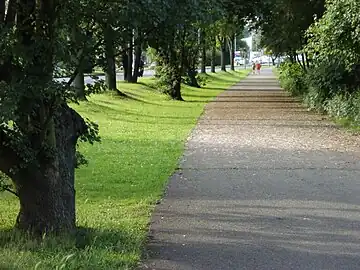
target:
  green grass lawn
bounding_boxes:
[0,70,249,270]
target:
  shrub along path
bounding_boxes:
[141,68,360,270]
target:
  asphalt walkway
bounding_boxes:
[141,69,360,270]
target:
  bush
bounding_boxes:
[306,57,347,97]
[323,91,360,125]
[303,85,327,112]
[278,62,307,96]
[278,59,360,127]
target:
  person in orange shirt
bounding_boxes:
[255,62,262,74]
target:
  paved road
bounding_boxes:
[141,69,360,270]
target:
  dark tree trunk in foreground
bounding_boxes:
[0,0,89,234]
[13,106,86,234]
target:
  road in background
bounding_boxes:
[56,65,250,85]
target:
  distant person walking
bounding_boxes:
[252,62,256,74]
[256,62,262,75]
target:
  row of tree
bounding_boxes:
[255,0,325,67]
[0,0,260,234]
[65,0,253,101]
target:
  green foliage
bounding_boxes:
[154,62,178,94]
[324,92,360,125]
[256,0,325,58]
[276,0,360,127]
[306,0,360,71]
[303,86,327,112]
[278,62,306,96]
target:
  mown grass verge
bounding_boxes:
[0,70,249,270]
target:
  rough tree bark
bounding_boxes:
[13,106,86,234]
[170,76,183,100]
[0,0,89,234]
[167,38,183,101]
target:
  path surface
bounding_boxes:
[141,69,360,270]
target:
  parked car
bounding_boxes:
[234,57,245,65]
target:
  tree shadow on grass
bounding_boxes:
[84,102,196,124]
[136,81,158,91]
[201,87,226,91]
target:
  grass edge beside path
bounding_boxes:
[0,70,249,270]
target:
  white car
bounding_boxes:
[234,57,245,65]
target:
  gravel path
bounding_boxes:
[140,69,360,270]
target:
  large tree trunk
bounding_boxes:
[170,76,183,100]
[11,105,86,234]
[105,54,117,90]
[220,37,226,71]
[167,38,183,100]
[0,0,89,235]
